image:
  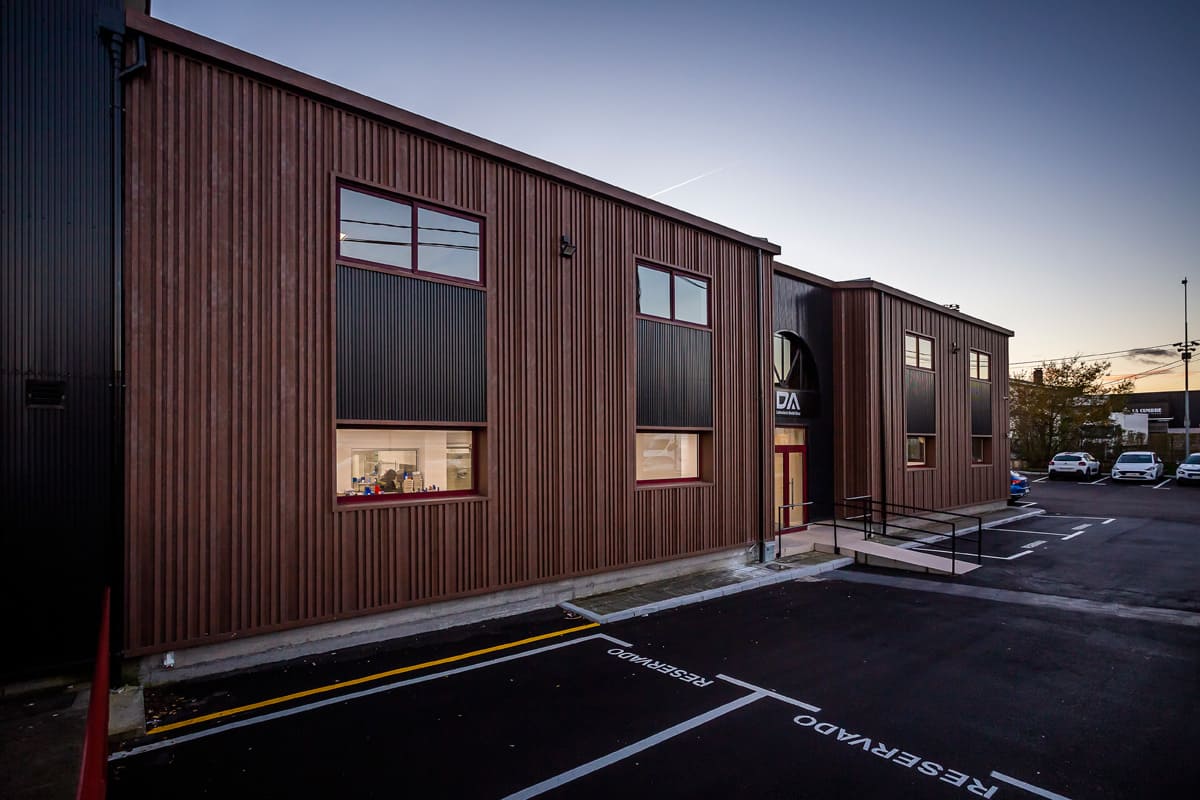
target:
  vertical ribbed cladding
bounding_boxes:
[834,287,1011,512]
[335,267,486,422]
[123,37,770,654]
[635,320,713,427]
[0,0,120,677]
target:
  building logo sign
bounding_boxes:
[1128,406,1164,416]
[777,389,805,415]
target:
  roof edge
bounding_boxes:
[836,279,1015,337]
[125,11,782,256]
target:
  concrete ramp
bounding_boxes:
[778,524,980,576]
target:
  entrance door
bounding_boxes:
[773,427,808,531]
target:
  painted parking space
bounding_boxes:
[909,513,1108,562]
[112,623,1080,800]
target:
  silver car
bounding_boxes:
[1176,453,1200,486]
[1047,451,1101,479]
[1111,451,1164,482]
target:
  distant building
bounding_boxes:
[1120,391,1200,434]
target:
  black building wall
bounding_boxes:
[773,273,835,517]
[0,0,121,677]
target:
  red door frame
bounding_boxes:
[775,443,808,531]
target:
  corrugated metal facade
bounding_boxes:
[122,28,773,653]
[1,0,121,676]
[834,288,1010,512]
[635,319,713,428]
[335,266,486,422]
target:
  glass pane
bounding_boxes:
[918,338,933,369]
[904,335,917,367]
[674,274,708,325]
[637,266,671,318]
[788,451,805,525]
[774,427,806,446]
[906,436,925,464]
[416,207,480,281]
[636,432,699,481]
[339,188,412,268]
[773,453,785,531]
[336,428,473,497]
[979,354,989,380]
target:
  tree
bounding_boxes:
[1010,357,1133,467]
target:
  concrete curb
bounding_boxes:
[561,556,855,624]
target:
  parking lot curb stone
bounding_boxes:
[561,556,855,624]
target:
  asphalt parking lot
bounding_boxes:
[109,485,1199,799]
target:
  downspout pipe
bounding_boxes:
[877,288,888,529]
[100,17,147,671]
[756,249,767,563]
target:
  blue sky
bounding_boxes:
[155,0,1200,390]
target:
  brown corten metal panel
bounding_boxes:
[122,41,771,653]
[833,287,1010,514]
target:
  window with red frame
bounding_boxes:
[336,427,475,502]
[338,186,482,284]
[636,264,709,326]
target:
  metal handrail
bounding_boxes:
[775,501,813,559]
[860,498,983,567]
[837,496,986,575]
[830,499,873,556]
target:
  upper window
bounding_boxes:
[904,333,933,370]
[338,187,481,284]
[969,350,990,381]
[637,265,709,327]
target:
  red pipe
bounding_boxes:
[76,587,111,800]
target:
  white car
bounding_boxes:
[1111,451,1164,482]
[1047,452,1101,479]
[1176,453,1200,486]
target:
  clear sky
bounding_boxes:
[155,0,1199,392]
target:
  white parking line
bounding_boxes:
[716,674,821,712]
[1087,476,1110,485]
[1062,532,1085,541]
[916,546,1031,561]
[111,632,631,761]
[1153,478,1172,489]
[991,770,1073,800]
[1071,524,1090,531]
[504,693,765,800]
[1041,514,1116,523]
[1032,476,1049,483]
[986,527,1072,537]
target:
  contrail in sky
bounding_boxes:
[649,163,736,198]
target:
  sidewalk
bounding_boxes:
[0,684,87,800]
[564,504,1044,623]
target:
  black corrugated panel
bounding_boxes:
[0,0,119,677]
[336,266,486,422]
[773,274,835,515]
[636,319,712,428]
[970,379,992,436]
[905,368,937,435]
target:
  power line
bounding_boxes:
[1010,343,1176,366]
[1098,359,1182,385]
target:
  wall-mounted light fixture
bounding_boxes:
[951,341,961,354]
[560,234,577,258]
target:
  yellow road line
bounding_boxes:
[146,621,599,736]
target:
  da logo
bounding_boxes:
[776,390,803,412]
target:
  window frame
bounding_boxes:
[334,423,482,507]
[906,434,936,468]
[904,332,935,371]
[634,429,708,486]
[635,262,712,330]
[971,435,992,465]
[336,183,486,288]
[969,349,991,381]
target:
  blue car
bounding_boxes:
[1009,470,1030,501]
